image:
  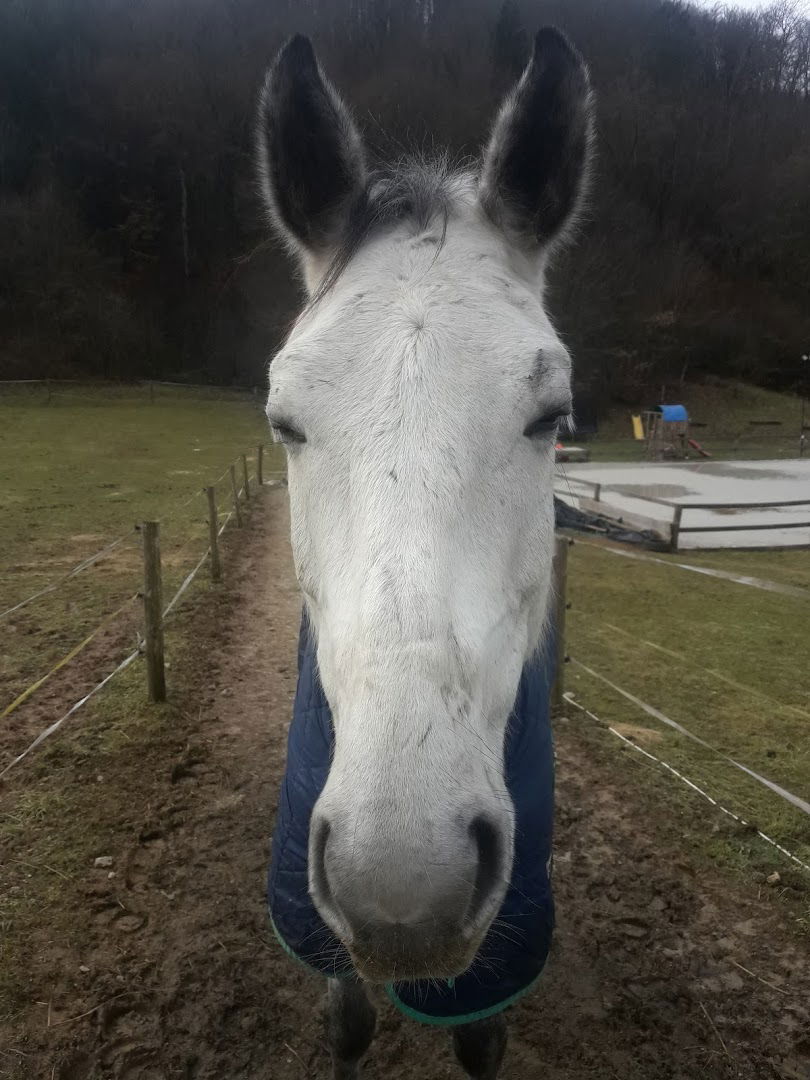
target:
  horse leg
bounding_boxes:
[325,978,376,1080]
[452,1014,508,1080]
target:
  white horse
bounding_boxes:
[257,28,592,1078]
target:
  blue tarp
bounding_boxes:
[656,404,688,423]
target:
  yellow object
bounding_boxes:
[0,593,137,721]
[631,414,644,440]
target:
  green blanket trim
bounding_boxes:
[383,968,545,1028]
[270,911,545,1026]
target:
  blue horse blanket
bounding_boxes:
[268,618,556,1026]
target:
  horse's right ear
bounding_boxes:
[257,36,366,273]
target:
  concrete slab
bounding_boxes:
[554,459,810,549]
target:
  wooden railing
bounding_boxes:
[555,479,810,551]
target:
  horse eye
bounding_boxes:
[523,409,571,439]
[270,420,306,445]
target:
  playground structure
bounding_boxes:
[633,404,712,460]
[640,404,689,460]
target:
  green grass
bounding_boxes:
[662,547,810,591]
[583,437,804,462]
[0,384,280,707]
[563,378,809,871]
[585,436,802,463]
[564,539,810,877]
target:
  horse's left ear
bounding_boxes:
[480,27,593,253]
[257,35,366,269]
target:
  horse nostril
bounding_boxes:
[310,816,334,907]
[467,815,502,927]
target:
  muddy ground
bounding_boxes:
[1,489,808,1079]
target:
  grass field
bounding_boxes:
[0,384,279,708]
[564,538,810,891]
[560,381,809,891]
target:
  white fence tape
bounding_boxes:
[573,538,808,600]
[571,658,810,817]
[1,463,248,623]
[597,620,810,721]
[0,649,140,779]
[564,693,810,874]
[159,506,234,621]
[0,536,129,621]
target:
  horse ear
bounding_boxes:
[257,36,366,267]
[480,28,593,253]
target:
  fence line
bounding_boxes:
[0,378,259,393]
[570,656,810,817]
[0,650,142,779]
[563,693,810,875]
[1,516,208,721]
[149,381,259,393]
[161,474,249,620]
[571,537,809,600]
[206,487,222,583]
[0,468,261,778]
[2,518,202,711]
[548,534,810,873]
[8,478,803,883]
[591,617,810,717]
[551,535,569,707]
[161,501,236,620]
[595,620,810,720]
[0,592,139,722]
[159,515,209,567]
[1,447,264,737]
[0,536,130,622]
[1,455,259,624]
[157,485,206,525]
[140,522,166,702]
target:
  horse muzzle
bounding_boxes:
[308,807,512,982]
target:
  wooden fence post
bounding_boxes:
[551,534,569,709]
[241,453,250,501]
[229,464,243,527]
[670,506,683,552]
[140,521,166,702]
[256,444,264,487]
[205,486,222,582]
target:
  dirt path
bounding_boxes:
[4,489,809,1079]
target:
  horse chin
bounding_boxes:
[345,932,483,985]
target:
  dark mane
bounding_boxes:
[311,155,466,303]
